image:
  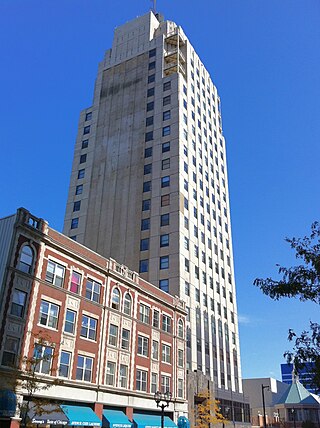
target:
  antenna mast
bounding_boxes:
[152,0,157,13]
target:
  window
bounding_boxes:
[81,315,97,340]
[83,125,90,135]
[85,112,92,121]
[163,110,171,120]
[162,344,171,363]
[178,379,184,398]
[140,238,149,251]
[78,169,85,179]
[146,116,153,127]
[59,351,71,377]
[160,214,169,226]
[111,288,120,310]
[123,293,132,315]
[148,74,155,83]
[161,176,170,187]
[70,271,81,294]
[148,61,156,70]
[1,337,19,366]
[11,289,27,317]
[161,194,170,206]
[119,364,128,388]
[163,95,171,106]
[151,373,158,393]
[184,258,189,272]
[139,304,150,324]
[108,324,118,346]
[178,349,184,367]
[147,101,154,111]
[185,281,190,296]
[79,154,87,164]
[33,344,53,374]
[162,314,171,333]
[18,245,34,273]
[145,148,153,159]
[143,181,151,192]
[153,310,160,328]
[162,142,170,153]
[141,218,150,230]
[161,375,170,394]
[75,184,83,195]
[178,319,184,338]
[64,309,76,334]
[160,234,169,248]
[160,256,169,269]
[105,361,116,386]
[138,335,149,357]
[144,163,152,175]
[81,139,89,149]
[145,131,153,142]
[163,81,171,91]
[159,279,169,292]
[76,355,93,382]
[162,158,170,170]
[136,370,147,391]
[162,126,170,136]
[121,328,130,350]
[142,199,151,211]
[39,300,59,329]
[147,87,155,97]
[71,218,79,229]
[152,340,159,359]
[195,289,200,302]
[85,279,101,303]
[139,259,148,273]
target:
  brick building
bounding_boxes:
[0,208,187,427]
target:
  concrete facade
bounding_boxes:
[63,10,247,421]
[0,208,187,427]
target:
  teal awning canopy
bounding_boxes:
[133,414,177,428]
[61,405,102,426]
[103,409,133,428]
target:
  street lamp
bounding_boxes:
[261,384,270,428]
[154,391,172,428]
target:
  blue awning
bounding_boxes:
[61,405,102,426]
[133,414,177,428]
[103,409,133,428]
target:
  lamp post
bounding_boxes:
[261,384,270,428]
[154,391,172,428]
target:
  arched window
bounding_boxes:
[111,288,120,310]
[178,319,184,338]
[123,293,132,315]
[18,245,34,273]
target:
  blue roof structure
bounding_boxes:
[276,381,319,405]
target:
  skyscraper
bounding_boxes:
[64,11,248,420]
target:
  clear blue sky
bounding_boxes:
[1,0,319,381]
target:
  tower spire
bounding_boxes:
[151,0,157,13]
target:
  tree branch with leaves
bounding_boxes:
[254,222,320,392]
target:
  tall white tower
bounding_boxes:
[64,11,247,418]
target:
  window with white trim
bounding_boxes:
[18,245,34,273]
[138,335,149,357]
[45,260,65,287]
[121,328,130,350]
[33,344,53,374]
[152,340,159,360]
[123,293,132,315]
[178,349,184,367]
[161,375,170,394]
[161,344,171,363]
[162,314,171,333]
[80,315,97,340]
[111,288,120,310]
[70,271,81,294]
[76,355,93,382]
[85,279,101,303]
[139,304,150,324]
[39,300,59,329]
[136,370,147,391]
[106,361,116,386]
[64,309,76,334]
[11,289,27,318]
[151,372,158,393]
[119,364,128,388]
[59,351,71,378]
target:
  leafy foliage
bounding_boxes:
[254,222,320,303]
[194,389,226,428]
[6,332,62,428]
[254,222,320,392]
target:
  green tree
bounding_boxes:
[254,222,320,392]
